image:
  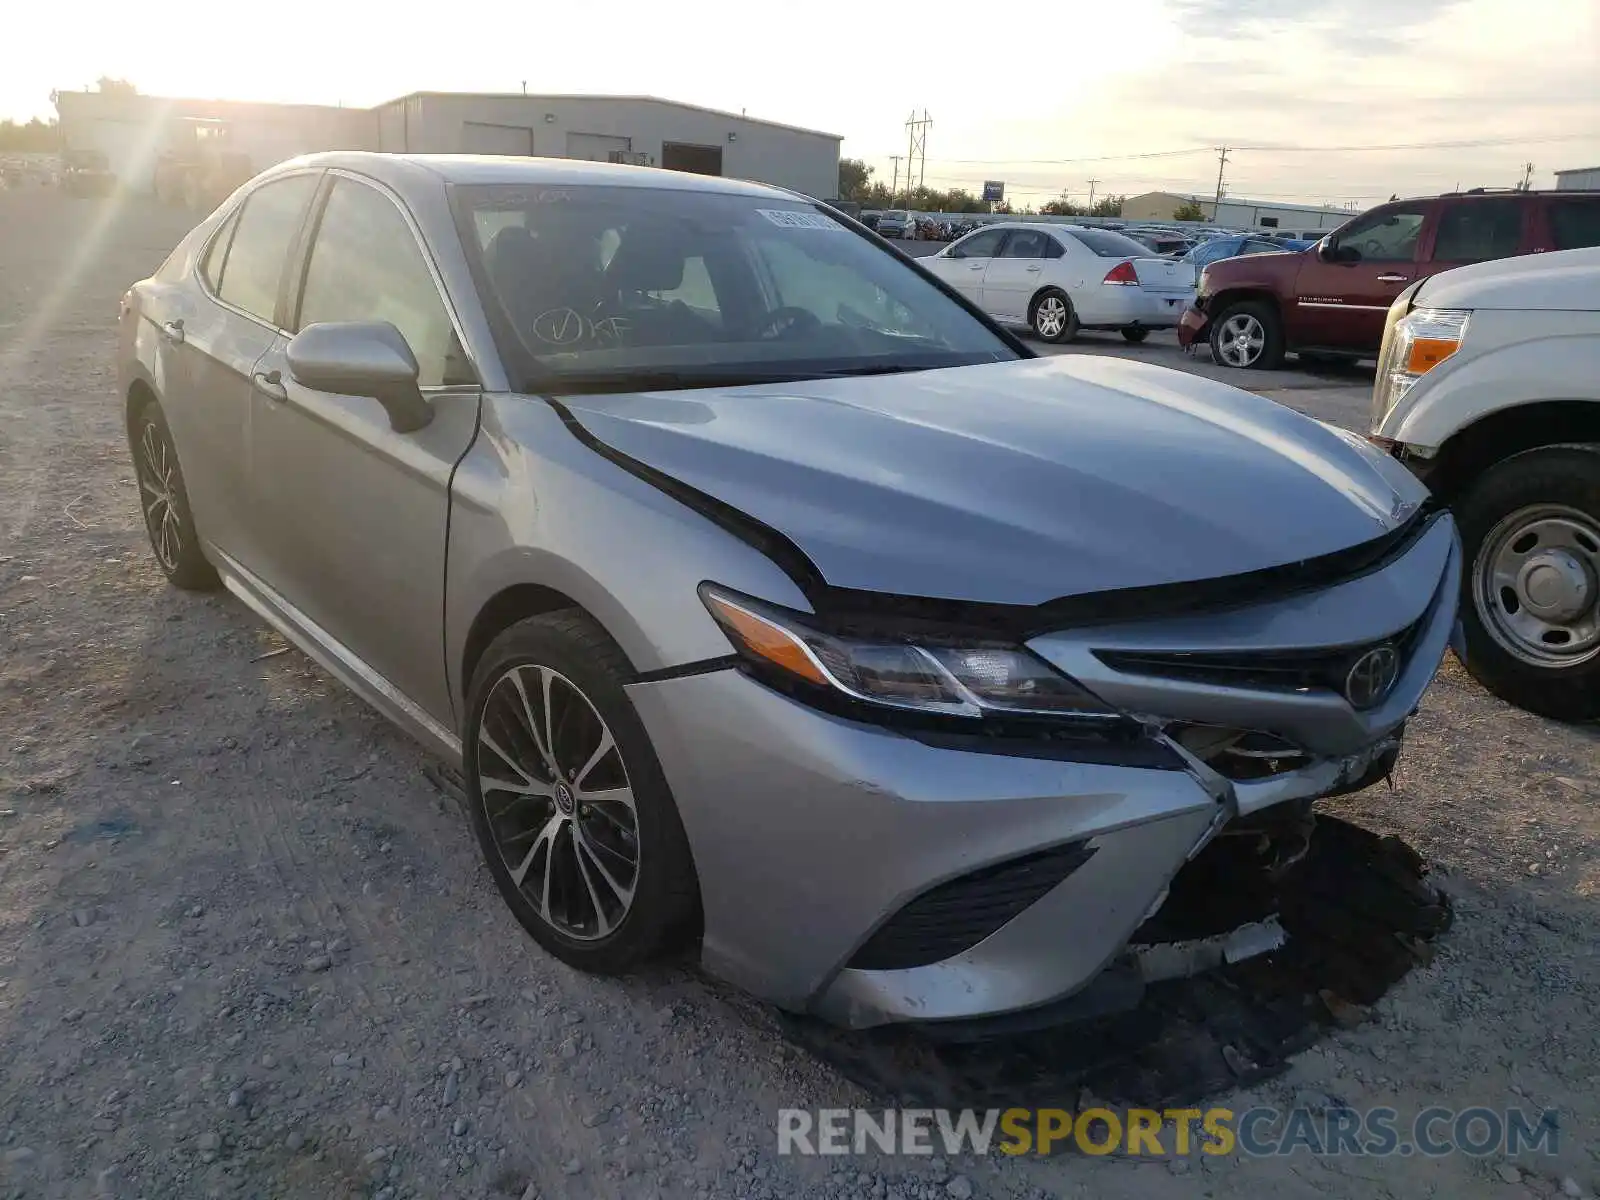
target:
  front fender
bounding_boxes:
[1380,327,1600,454]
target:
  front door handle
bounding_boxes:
[969,263,986,270]
[159,319,185,344]
[1376,274,1409,283]
[1025,265,1042,273]
[252,369,288,403]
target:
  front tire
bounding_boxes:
[1029,289,1079,344]
[1208,300,1284,369]
[1454,445,1600,721]
[130,400,219,590]
[464,611,700,973]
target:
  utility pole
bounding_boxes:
[1519,161,1535,191]
[889,156,903,204]
[1086,178,1101,209]
[1213,146,1230,214]
[905,109,931,208]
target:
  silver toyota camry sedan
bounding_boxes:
[118,153,1461,1031]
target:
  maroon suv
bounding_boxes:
[1178,189,1600,369]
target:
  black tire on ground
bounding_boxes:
[1029,288,1079,344]
[1121,328,1150,344]
[1207,299,1285,370]
[464,610,701,974]
[1452,445,1600,722]
[129,400,220,591]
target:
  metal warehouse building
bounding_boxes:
[1122,190,1357,233]
[53,88,841,200]
[1555,166,1600,191]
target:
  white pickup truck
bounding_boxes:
[1370,246,1600,721]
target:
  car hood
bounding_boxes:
[1416,245,1600,312]
[559,355,1427,606]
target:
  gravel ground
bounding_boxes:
[0,189,1596,1200]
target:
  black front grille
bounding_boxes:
[847,842,1096,972]
[1095,616,1426,705]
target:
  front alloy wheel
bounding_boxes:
[477,663,640,941]
[1208,300,1284,370]
[465,611,700,972]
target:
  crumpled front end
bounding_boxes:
[629,513,1461,1030]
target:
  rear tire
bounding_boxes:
[129,400,220,591]
[1208,300,1284,370]
[1029,288,1079,344]
[464,611,701,974]
[1453,445,1600,721]
[1121,328,1150,344]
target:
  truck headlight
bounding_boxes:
[1375,307,1469,420]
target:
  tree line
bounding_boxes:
[838,158,1126,217]
[0,118,59,153]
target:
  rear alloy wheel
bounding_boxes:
[465,611,700,973]
[1208,300,1284,370]
[1455,446,1600,721]
[130,402,219,590]
[1121,328,1150,344]
[1029,289,1079,344]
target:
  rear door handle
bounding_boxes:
[1376,274,1409,283]
[252,369,288,403]
[1025,265,1042,273]
[969,263,986,270]
[159,319,185,344]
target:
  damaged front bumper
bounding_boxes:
[627,517,1460,1032]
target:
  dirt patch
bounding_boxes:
[1,189,1596,1200]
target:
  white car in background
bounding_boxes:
[921,223,1197,343]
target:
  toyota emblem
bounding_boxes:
[1344,645,1400,709]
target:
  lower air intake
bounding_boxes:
[846,842,1096,972]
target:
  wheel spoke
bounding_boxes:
[508,667,556,771]
[478,729,534,784]
[573,727,615,793]
[509,811,564,889]
[576,829,634,903]
[571,835,625,936]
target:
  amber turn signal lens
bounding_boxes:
[703,594,828,686]
[1404,335,1460,374]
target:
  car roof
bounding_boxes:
[263,151,801,201]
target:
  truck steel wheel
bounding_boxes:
[1208,300,1284,370]
[1029,289,1079,344]
[1455,446,1600,721]
[464,611,700,972]
[130,401,219,590]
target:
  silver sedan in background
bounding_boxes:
[119,153,1459,1030]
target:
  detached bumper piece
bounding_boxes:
[776,816,1452,1106]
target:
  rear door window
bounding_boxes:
[1548,198,1600,251]
[216,174,319,324]
[1001,229,1050,258]
[1431,198,1525,262]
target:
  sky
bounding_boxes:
[6,0,1599,207]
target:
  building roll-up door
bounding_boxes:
[662,142,723,177]
[461,122,534,155]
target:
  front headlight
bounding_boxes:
[700,586,1118,722]
[1375,306,1469,420]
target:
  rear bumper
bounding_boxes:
[1082,287,1192,330]
[1177,303,1210,348]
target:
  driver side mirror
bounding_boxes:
[1317,238,1358,264]
[286,322,433,434]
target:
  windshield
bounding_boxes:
[1061,228,1154,258]
[454,185,1016,394]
